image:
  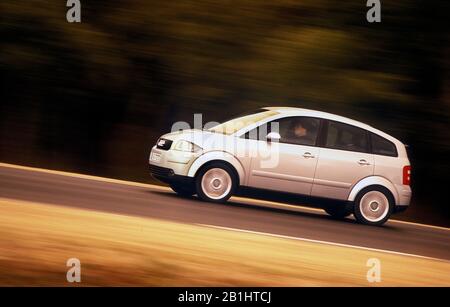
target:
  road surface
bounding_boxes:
[0,163,449,261]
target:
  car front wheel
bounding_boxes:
[196,163,236,203]
[353,187,394,226]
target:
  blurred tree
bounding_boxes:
[0,0,448,223]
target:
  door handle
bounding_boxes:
[358,159,371,165]
[303,152,315,159]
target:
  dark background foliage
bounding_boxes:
[1,1,449,225]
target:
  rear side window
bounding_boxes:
[371,133,398,157]
[325,121,369,153]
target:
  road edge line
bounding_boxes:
[1,162,449,232]
[198,223,450,263]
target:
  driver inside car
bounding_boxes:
[284,119,316,146]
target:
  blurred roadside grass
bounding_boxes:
[0,198,449,286]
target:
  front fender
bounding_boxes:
[188,151,246,184]
[348,176,399,205]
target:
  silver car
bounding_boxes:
[149,107,412,226]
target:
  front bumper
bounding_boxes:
[149,146,198,186]
[149,146,198,176]
[149,164,194,186]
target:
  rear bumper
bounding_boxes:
[396,184,412,206]
[149,165,194,187]
[394,205,409,213]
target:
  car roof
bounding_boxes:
[262,106,402,145]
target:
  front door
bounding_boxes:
[247,116,321,195]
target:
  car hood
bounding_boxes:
[160,129,234,151]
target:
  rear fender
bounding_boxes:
[348,176,399,205]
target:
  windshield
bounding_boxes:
[208,110,279,135]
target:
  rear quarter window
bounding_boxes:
[371,133,398,157]
[325,121,369,153]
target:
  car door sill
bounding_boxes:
[251,170,314,184]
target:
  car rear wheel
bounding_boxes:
[354,187,393,226]
[324,206,353,219]
[170,183,195,197]
[196,163,236,203]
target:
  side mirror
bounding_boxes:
[266,132,281,142]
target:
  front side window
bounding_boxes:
[325,121,369,153]
[243,126,261,140]
[244,117,320,146]
[371,133,398,157]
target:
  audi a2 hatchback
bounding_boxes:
[149,107,412,225]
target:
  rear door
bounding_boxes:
[311,120,374,200]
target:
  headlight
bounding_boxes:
[173,140,202,152]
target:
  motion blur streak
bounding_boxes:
[1,162,449,231]
[1,0,449,226]
[198,224,449,262]
[0,164,449,262]
[0,198,449,286]
[2,0,449,287]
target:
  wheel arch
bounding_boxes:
[348,176,399,205]
[188,151,245,185]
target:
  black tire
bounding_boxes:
[195,162,237,203]
[324,206,353,219]
[170,183,195,197]
[353,186,394,226]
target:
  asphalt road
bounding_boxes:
[0,164,449,261]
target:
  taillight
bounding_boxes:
[403,166,411,185]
